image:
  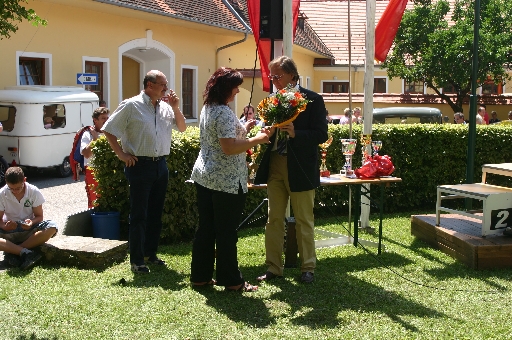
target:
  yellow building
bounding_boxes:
[2,0,512,124]
[0,0,332,125]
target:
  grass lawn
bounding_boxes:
[1,211,512,339]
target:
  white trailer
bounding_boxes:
[0,86,99,183]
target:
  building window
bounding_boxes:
[182,69,194,119]
[306,76,311,90]
[19,57,45,85]
[85,61,104,102]
[442,84,456,94]
[482,77,502,95]
[374,78,387,93]
[43,104,66,130]
[404,80,424,94]
[323,82,349,93]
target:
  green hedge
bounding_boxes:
[92,124,512,242]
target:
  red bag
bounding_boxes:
[355,155,395,178]
[374,155,395,177]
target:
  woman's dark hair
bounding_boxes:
[203,67,243,105]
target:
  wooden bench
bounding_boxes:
[436,163,512,237]
[41,235,128,269]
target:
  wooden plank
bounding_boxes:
[411,214,512,270]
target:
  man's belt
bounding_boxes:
[136,156,166,161]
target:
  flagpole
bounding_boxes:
[359,0,376,231]
[283,0,293,57]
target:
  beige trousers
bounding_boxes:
[265,151,316,275]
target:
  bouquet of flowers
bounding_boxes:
[257,85,310,128]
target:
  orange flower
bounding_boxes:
[256,85,311,127]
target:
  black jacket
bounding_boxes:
[254,87,328,192]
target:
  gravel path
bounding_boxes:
[25,170,89,232]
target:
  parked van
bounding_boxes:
[372,107,443,124]
[0,86,99,180]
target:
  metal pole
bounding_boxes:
[283,0,293,58]
[360,0,376,229]
[465,0,480,208]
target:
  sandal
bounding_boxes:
[225,282,258,292]
[192,279,217,289]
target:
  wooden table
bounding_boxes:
[482,163,512,182]
[247,174,402,254]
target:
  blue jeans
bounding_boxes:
[190,183,246,287]
[0,220,58,244]
[124,158,168,266]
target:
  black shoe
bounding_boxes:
[256,271,282,282]
[145,257,166,265]
[131,264,150,274]
[301,271,314,284]
[20,251,43,270]
[3,253,22,267]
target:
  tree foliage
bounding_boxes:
[0,0,47,39]
[383,0,512,113]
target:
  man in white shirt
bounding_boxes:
[102,70,186,274]
[80,107,110,208]
[0,167,57,270]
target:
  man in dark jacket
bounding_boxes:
[255,56,328,284]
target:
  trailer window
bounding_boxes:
[43,104,66,129]
[0,105,16,132]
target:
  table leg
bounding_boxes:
[378,184,384,254]
[353,184,361,247]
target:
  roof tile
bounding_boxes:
[97,0,333,58]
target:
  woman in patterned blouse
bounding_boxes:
[190,67,271,292]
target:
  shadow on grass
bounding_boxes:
[16,333,59,340]
[186,250,446,331]
[194,287,274,327]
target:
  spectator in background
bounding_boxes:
[352,107,362,124]
[476,108,485,125]
[80,107,110,208]
[339,108,350,125]
[489,111,500,124]
[326,110,332,123]
[454,112,466,124]
[99,100,107,108]
[508,111,512,121]
[239,104,263,131]
[478,105,489,124]
[44,117,54,129]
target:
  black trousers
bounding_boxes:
[191,183,246,287]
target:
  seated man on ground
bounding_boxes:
[0,167,58,270]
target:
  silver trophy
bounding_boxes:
[341,138,357,178]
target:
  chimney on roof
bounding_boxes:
[298,12,308,31]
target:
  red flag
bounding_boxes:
[375,0,408,62]
[247,0,300,92]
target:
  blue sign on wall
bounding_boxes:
[77,73,98,85]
